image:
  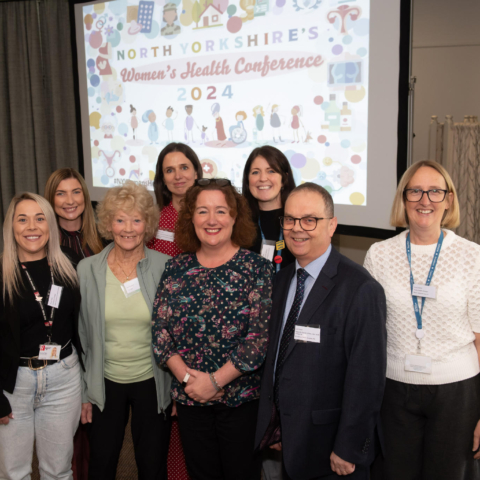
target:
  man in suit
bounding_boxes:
[255,183,387,479]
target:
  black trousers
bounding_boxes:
[282,461,369,480]
[176,400,262,480]
[88,377,172,480]
[371,376,480,480]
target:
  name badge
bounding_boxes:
[404,354,432,374]
[260,240,276,262]
[412,284,436,299]
[156,230,175,242]
[121,278,141,298]
[294,325,321,343]
[38,344,61,360]
[47,285,63,309]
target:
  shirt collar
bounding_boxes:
[294,244,332,281]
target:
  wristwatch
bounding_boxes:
[181,372,190,388]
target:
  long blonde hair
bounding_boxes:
[1,193,78,300]
[44,168,103,254]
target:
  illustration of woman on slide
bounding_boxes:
[270,104,283,143]
[211,103,227,141]
[163,106,178,143]
[143,109,159,144]
[253,105,265,142]
[229,111,247,144]
[291,105,305,143]
[130,105,138,140]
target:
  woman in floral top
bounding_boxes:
[152,179,274,480]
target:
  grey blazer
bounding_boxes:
[77,243,172,413]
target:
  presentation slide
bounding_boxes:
[75,0,402,231]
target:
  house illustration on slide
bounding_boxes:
[198,3,224,28]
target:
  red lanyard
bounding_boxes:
[21,263,56,342]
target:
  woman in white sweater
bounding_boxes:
[364,160,480,480]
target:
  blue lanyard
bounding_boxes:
[406,230,444,333]
[258,218,283,273]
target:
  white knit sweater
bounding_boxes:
[364,230,480,385]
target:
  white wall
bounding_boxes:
[412,0,480,162]
[337,0,479,265]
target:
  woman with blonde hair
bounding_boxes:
[0,192,83,480]
[78,180,172,480]
[364,160,480,480]
[45,168,104,258]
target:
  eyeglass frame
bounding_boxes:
[279,216,333,231]
[194,178,232,187]
[403,189,448,203]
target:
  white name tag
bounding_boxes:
[47,285,63,308]
[156,230,175,242]
[121,278,141,298]
[294,325,321,343]
[405,354,432,374]
[260,240,276,261]
[38,344,61,360]
[412,284,436,299]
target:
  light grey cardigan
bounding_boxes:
[77,243,172,413]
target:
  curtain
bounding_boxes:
[429,116,480,245]
[451,124,480,244]
[0,0,79,249]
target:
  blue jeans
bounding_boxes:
[0,350,81,480]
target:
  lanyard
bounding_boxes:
[21,263,56,342]
[406,230,443,339]
[258,218,283,273]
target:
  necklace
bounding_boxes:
[116,260,137,281]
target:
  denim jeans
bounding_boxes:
[0,350,81,480]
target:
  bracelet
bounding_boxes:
[209,372,221,392]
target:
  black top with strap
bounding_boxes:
[0,246,84,418]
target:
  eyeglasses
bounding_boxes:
[404,189,448,203]
[279,216,332,231]
[195,178,232,187]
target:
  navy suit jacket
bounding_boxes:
[255,246,387,479]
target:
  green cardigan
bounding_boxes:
[77,243,172,413]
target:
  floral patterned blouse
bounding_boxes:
[152,248,274,407]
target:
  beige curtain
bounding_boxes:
[451,124,480,243]
[0,0,79,249]
[429,116,480,244]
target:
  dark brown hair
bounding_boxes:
[153,143,203,209]
[242,146,296,218]
[289,182,334,217]
[175,182,257,252]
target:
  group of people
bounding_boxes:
[0,142,479,480]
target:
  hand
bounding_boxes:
[171,400,177,417]
[0,413,14,426]
[184,368,222,403]
[270,442,282,451]
[330,452,355,476]
[81,403,93,424]
[473,419,480,459]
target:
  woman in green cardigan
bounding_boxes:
[77,180,172,480]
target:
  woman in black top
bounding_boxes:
[44,168,104,258]
[0,192,82,480]
[242,146,296,272]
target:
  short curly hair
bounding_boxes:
[175,182,256,252]
[96,180,159,242]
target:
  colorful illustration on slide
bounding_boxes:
[82,0,370,205]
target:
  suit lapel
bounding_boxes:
[282,247,340,363]
[270,265,295,355]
